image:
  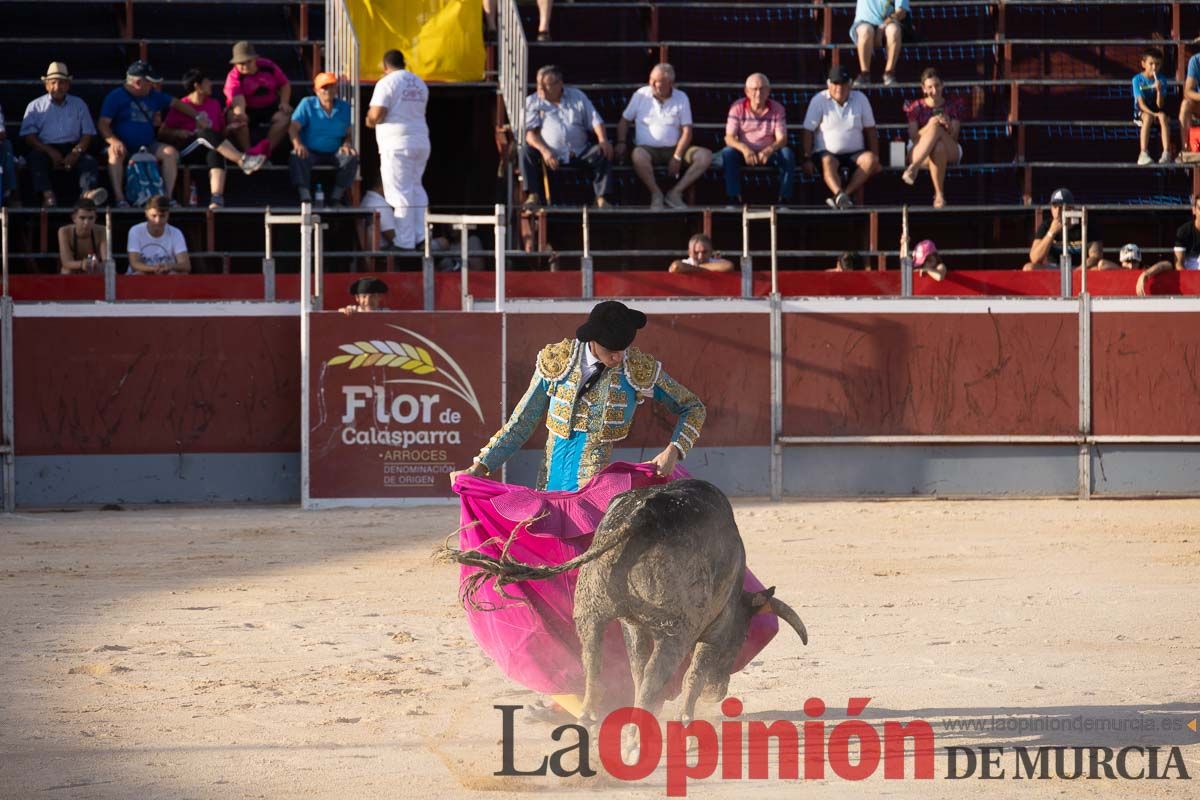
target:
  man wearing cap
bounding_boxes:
[20,62,104,207]
[127,195,190,274]
[1023,188,1116,270]
[289,72,358,205]
[451,301,706,491]
[224,41,292,158]
[339,277,388,314]
[801,65,881,210]
[98,60,200,207]
[367,49,429,250]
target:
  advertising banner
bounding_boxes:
[307,311,502,505]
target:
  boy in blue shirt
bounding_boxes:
[1132,47,1172,165]
[287,72,358,205]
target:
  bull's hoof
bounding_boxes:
[621,728,641,763]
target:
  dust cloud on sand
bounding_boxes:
[0,499,1197,798]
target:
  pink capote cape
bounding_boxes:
[453,462,778,701]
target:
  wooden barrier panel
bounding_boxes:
[782,311,1079,436]
[15,316,300,455]
[307,312,503,501]
[1092,310,1200,435]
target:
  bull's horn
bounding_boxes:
[768,597,808,646]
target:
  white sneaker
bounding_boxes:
[1159,151,1173,164]
[83,187,108,206]
[649,192,664,210]
[1137,151,1153,165]
[664,191,687,209]
[241,154,266,175]
[835,191,853,209]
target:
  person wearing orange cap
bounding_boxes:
[288,72,358,205]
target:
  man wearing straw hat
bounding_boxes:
[20,62,106,207]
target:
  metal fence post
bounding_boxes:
[1,295,13,512]
[104,208,116,301]
[740,205,752,298]
[581,205,594,298]
[262,206,276,301]
[1078,291,1092,500]
[770,291,783,501]
[494,203,506,311]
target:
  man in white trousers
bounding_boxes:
[367,49,429,250]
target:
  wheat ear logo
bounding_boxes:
[326,324,485,423]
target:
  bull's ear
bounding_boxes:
[744,586,776,608]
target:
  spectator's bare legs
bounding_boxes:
[216,140,246,167]
[1140,110,1155,155]
[669,148,712,195]
[819,154,845,196]
[844,150,881,195]
[926,139,952,208]
[855,24,877,75]
[904,120,959,206]
[266,110,291,154]
[882,21,903,77]
[537,0,552,36]
[1141,110,1172,157]
[482,0,496,34]
[106,150,126,203]
[156,144,180,198]
[630,146,663,205]
[209,166,227,197]
[1180,98,1198,153]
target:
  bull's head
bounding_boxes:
[745,585,808,645]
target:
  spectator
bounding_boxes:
[1022,188,1116,271]
[224,41,291,158]
[339,276,388,315]
[668,233,734,273]
[127,195,190,274]
[912,238,946,281]
[1140,196,1200,293]
[289,72,358,206]
[430,224,485,272]
[367,49,430,250]
[20,62,105,208]
[483,0,553,41]
[616,63,712,210]
[57,198,108,274]
[1181,49,1200,156]
[1133,48,1172,165]
[361,175,397,250]
[1108,243,1173,295]
[852,0,910,87]
[0,103,17,205]
[721,72,795,206]
[802,65,881,210]
[520,65,611,208]
[159,69,266,209]
[901,68,964,208]
[98,60,198,207]
[829,251,863,271]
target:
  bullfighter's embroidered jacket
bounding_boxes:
[474,338,706,491]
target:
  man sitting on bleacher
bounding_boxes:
[1022,188,1116,271]
[721,72,795,207]
[20,62,105,208]
[616,63,713,210]
[288,72,358,206]
[801,65,881,210]
[98,60,201,207]
[520,65,612,208]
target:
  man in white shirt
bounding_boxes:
[801,65,881,209]
[616,63,713,210]
[668,233,734,273]
[127,195,190,274]
[366,49,430,249]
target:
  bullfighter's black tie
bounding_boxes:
[579,363,607,397]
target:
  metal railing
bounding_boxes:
[325,0,361,169]
[498,0,528,144]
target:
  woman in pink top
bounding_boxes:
[901,67,966,208]
[160,69,265,208]
[223,41,292,157]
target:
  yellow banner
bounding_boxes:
[345,0,485,83]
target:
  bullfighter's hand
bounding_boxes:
[645,445,680,478]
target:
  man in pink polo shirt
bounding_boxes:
[223,41,292,158]
[720,72,795,207]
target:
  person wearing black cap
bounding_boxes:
[801,65,881,210]
[1022,188,1115,270]
[451,300,706,491]
[339,277,388,314]
[98,60,201,207]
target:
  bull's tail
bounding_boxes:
[434,514,628,611]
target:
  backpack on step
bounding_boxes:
[125,147,165,207]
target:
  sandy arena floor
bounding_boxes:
[0,498,1198,799]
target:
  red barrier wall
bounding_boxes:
[1092,311,1200,435]
[783,313,1079,435]
[20,269,1200,304]
[15,317,300,455]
